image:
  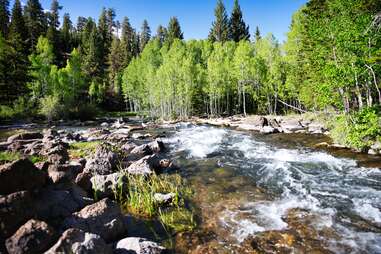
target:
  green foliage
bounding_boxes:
[119,173,193,220]
[331,107,381,150]
[0,151,44,164]
[209,0,229,42]
[229,0,250,42]
[68,141,101,158]
[38,95,62,121]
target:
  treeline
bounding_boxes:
[0,0,185,119]
[122,0,381,118]
[0,0,380,121]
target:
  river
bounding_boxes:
[162,123,381,253]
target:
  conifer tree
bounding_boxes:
[0,0,9,37]
[61,13,73,58]
[24,0,47,50]
[156,25,167,45]
[120,17,134,67]
[166,17,183,44]
[47,0,62,65]
[139,19,151,51]
[209,0,229,42]
[7,0,29,99]
[229,0,250,42]
[255,26,261,42]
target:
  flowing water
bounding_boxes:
[1,122,380,253]
[162,123,381,253]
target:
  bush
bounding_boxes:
[68,103,99,121]
[39,95,62,121]
[0,97,34,121]
[331,106,381,151]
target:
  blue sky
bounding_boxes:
[15,0,307,42]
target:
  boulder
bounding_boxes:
[114,237,165,254]
[126,155,167,176]
[24,141,43,156]
[130,140,165,156]
[45,228,112,254]
[48,162,83,184]
[260,126,278,134]
[75,172,93,192]
[91,173,128,199]
[280,119,305,133]
[62,198,127,242]
[0,159,47,195]
[45,145,69,164]
[84,145,119,175]
[7,132,43,143]
[0,191,35,239]
[153,193,176,205]
[34,185,93,221]
[5,219,56,254]
[121,142,137,153]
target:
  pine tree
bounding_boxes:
[24,0,47,50]
[229,0,250,42]
[98,8,112,77]
[255,26,261,42]
[156,25,167,45]
[61,13,73,58]
[139,19,151,51]
[7,0,29,100]
[9,0,27,43]
[47,0,62,65]
[0,0,9,37]
[108,36,123,103]
[167,17,183,44]
[120,17,134,67]
[76,16,88,33]
[209,0,230,42]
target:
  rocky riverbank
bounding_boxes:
[186,114,381,156]
[0,117,187,254]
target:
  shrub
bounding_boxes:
[39,95,62,121]
[331,106,381,151]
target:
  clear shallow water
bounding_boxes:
[164,124,381,253]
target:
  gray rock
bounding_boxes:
[45,228,112,254]
[7,132,43,143]
[260,126,278,134]
[114,237,165,254]
[91,173,128,199]
[84,145,119,175]
[5,219,56,254]
[126,155,161,176]
[75,172,93,192]
[280,119,305,133]
[0,191,35,239]
[62,198,127,242]
[48,162,83,184]
[121,142,137,153]
[130,140,165,156]
[0,159,47,195]
[153,193,176,205]
[35,185,93,221]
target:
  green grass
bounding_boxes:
[68,141,101,158]
[116,172,195,233]
[0,151,45,164]
[158,207,196,233]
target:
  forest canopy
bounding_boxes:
[0,0,380,121]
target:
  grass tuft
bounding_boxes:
[68,141,101,158]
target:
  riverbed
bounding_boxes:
[1,122,380,253]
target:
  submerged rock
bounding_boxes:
[45,228,112,254]
[114,237,165,254]
[5,219,56,254]
[0,159,47,195]
[62,198,127,242]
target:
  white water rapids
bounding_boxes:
[164,124,381,254]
